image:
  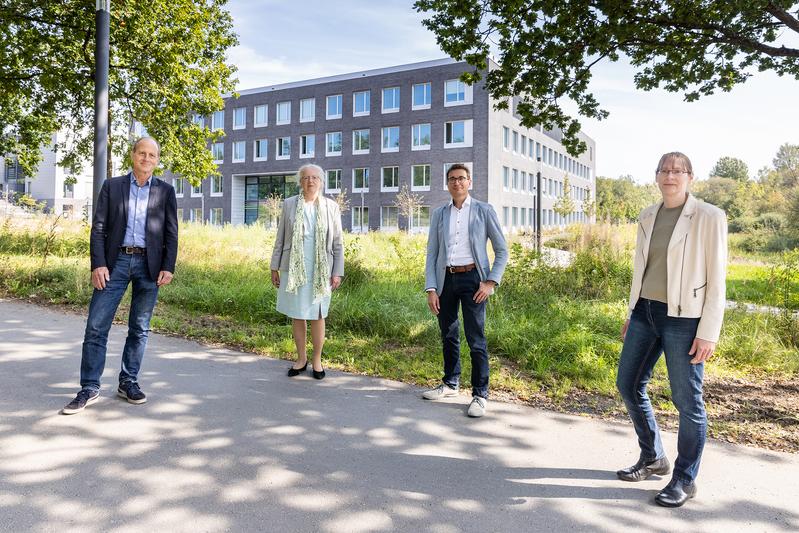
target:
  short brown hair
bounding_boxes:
[656,152,693,175]
[446,163,471,180]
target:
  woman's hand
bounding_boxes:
[620,319,630,341]
[689,337,716,364]
[271,270,280,288]
[331,276,342,290]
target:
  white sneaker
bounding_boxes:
[422,384,459,400]
[467,397,487,418]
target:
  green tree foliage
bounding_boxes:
[773,143,799,184]
[414,0,799,155]
[710,156,750,181]
[553,175,576,219]
[0,1,238,185]
[595,175,659,223]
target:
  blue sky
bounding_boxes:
[225,0,799,183]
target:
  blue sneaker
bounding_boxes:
[62,389,100,415]
[117,382,147,405]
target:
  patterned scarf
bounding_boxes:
[285,194,330,298]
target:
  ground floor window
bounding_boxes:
[244,174,299,224]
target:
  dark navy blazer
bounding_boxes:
[90,173,178,281]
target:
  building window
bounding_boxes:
[503,166,509,190]
[444,119,472,147]
[174,177,184,196]
[412,206,430,228]
[326,94,342,119]
[277,137,291,159]
[254,104,268,127]
[512,131,518,153]
[512,206,518,227]
[353,167,369,192]
[326,169,341,192]
[300,98,315,122]
[381,166,399,191]
[521,171,527,192]
[444,79,471,106]
[326,131,342,156]
[191,182,202,197]
[381,126,399,152]
[191,207,203,222]
[210,208,223,226]
[412,164,430,191]
[232,141,245,163]
[192,114,205,128]
[352,206,369,233]
[353,90,370,116]
[233,107,246,130]
[211,110,224,130]
[276,101,291,124]
[382,87,400,113]
[412,123,431,150]
[381,206,399,230]
[503,126,509,150]
[521,135,527,156]
[254,138,268,161]
[503,206,509,227]
[529,138,535,159]
[300,134,315,158]
[512,169,518,190]
[177,208,184,221]
[412,82,431,109]
[212,142,224,163]
[353,129,370,154]
[211,175,223,196]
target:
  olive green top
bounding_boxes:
[641,204,684,303]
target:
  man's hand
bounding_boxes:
[156,271,173,287]
[427,290,440,315]
[271,270,280,288]
[473,281,496,304]
[688,337,716,365]
[331,276,342,290]
[91,267,110,290]
[620,319,630,341]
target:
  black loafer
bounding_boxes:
[655,478,697,507]
[287,362,307,377]
[616,456,671,482]
[312,368,325,380]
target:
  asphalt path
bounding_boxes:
[0,298,797,532]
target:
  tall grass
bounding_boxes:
[0,215,797,399]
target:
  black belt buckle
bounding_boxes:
[122,246,144,254]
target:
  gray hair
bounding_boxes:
[297,163,325,187]
[132,136,161,157]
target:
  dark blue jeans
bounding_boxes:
[616,298,706,484]
[80,252,160,391]
[437,269,489,399]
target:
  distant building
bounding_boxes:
[171,57,596,233]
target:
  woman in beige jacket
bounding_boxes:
[615,152,727,508]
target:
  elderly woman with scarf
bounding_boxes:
[271,164,344,379]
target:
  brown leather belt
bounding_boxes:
[447,263,476,274]
[120,246,146,254]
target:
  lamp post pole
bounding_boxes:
[536,156,542,253]
[92,0,110,218]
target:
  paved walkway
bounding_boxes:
[0,298,797,532]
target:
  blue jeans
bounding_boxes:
[80,252,159,390]
[616,298,706,484]
[437,269,489,399]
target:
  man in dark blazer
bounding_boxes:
[422,163,508,418]
[62,136,178,414]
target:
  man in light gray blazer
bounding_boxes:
[423,163,508,417]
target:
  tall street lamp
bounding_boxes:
[92,0,111,217]
[536,156,542,253]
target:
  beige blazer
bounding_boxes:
[628,193,728,342]
[270,195,344,277]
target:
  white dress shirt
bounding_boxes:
[447,195,474,266]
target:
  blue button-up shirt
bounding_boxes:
[123,173,151,247]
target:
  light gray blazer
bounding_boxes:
[424,198,508,295]
[270,195,344,277]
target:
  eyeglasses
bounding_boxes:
[656,169,689,176]
[447,176,470,183]
[301,175,321,182]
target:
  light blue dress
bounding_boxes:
[276,202,331,320]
